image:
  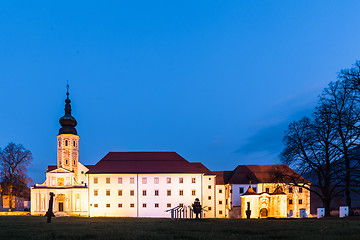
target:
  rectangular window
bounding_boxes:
[208,196,211,200]
[155,203,159,208]
[219,200,222,205]
[167,190,171,196]
[94,190,98,196]
[266,188,270,193]
[143,190,147,196]
[299,199,303,204]
[106,203,110,208]
[219,210,223,215]
[154,177,159,184]
[94,204,98,208]
[299,187,303,193]
[179,177,183,183]
[289,187,293,193]
[208,185,211,189]
[118,177,122,184]
[106,178,110,184]
[167,203,171,208]
[130,178,135,184]
[130,190,134,196]
[106,190,110,196]
[192,190,196,196]
[130,203,135,208]
[143,203,147,208]
[118,190,122,196]
[94,177,98,184]
[118,203,122,208]
[167,177,171,184]
[179,203,184,207]
[208,207,212,211]
[142,178,147,184]
[219,189,223,194]
[154,190,159,196]
[230,189,232,193]
[289,199,293,205]
[179,190,184,196]
[192,178,196,183]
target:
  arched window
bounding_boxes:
[73,160,76,165]
[73,141,76,147]
[58,141,61,147]
[65,140,68,146]
[65,159,68,165]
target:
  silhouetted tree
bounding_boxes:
[0,142,32,210]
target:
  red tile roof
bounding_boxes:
[87,152,212,174]
[215,165,309,184]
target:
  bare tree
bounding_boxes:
[319,80,360,211]
[0,142,32,210]
[281,114,342,216]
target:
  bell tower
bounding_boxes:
[57,84,80,180]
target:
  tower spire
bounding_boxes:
[59,82,78,135]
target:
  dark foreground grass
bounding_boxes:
[0,216,359,240]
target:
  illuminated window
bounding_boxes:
[154,190,159,196]
[299,199,303,204]
[266,188,270,193]
[106,190,110,196]
[94,204,98,208]
[192,178,196,183]
[167,178,171,184]
[118,190,122,196]
[142,178,147,184]
[167,190,171,196]
[179,178,183,183]
[179,203,184,207]
[65,140,68,146]
[155,203,159,208]
[130,178,135,184]
[106,204,110,208]
[299,187,303,193]
[143,190,147,196]
[219,200,222,205]
[130,190,134,196]
[154,177,159,184]
[143,203,147,208]
[219,210,223,214]
[106,178,110,184]
[167,203,171,208]
[219,189,222,194]
[130,203,135,208]
[289,199,293,205]
[239,187,244,194]
[118,178,122,184]
[289,187,293,193]
[94,178,98,184]
[118,203,122,208]
[94,190,98,196]
[208,196,211,200]
[179,190,183,196]
[208,185,211,189]
[192,190,196,196]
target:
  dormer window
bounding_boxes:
[65,140,68,146]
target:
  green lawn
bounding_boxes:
[0,216,359,240]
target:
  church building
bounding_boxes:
[31,89,310,218]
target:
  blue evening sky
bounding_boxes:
[1,1,360,183]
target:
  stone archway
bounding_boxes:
[260,208,268,218]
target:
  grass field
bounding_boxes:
[0,216,360,240]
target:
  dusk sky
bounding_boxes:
[1,1,360,184]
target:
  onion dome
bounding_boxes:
[59,85,78,135]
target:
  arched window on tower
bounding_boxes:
[65,159,68,165]
[58,141,61,147]
[65,140,68,146]
[73,160,76,165]
[73,141,76,147]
